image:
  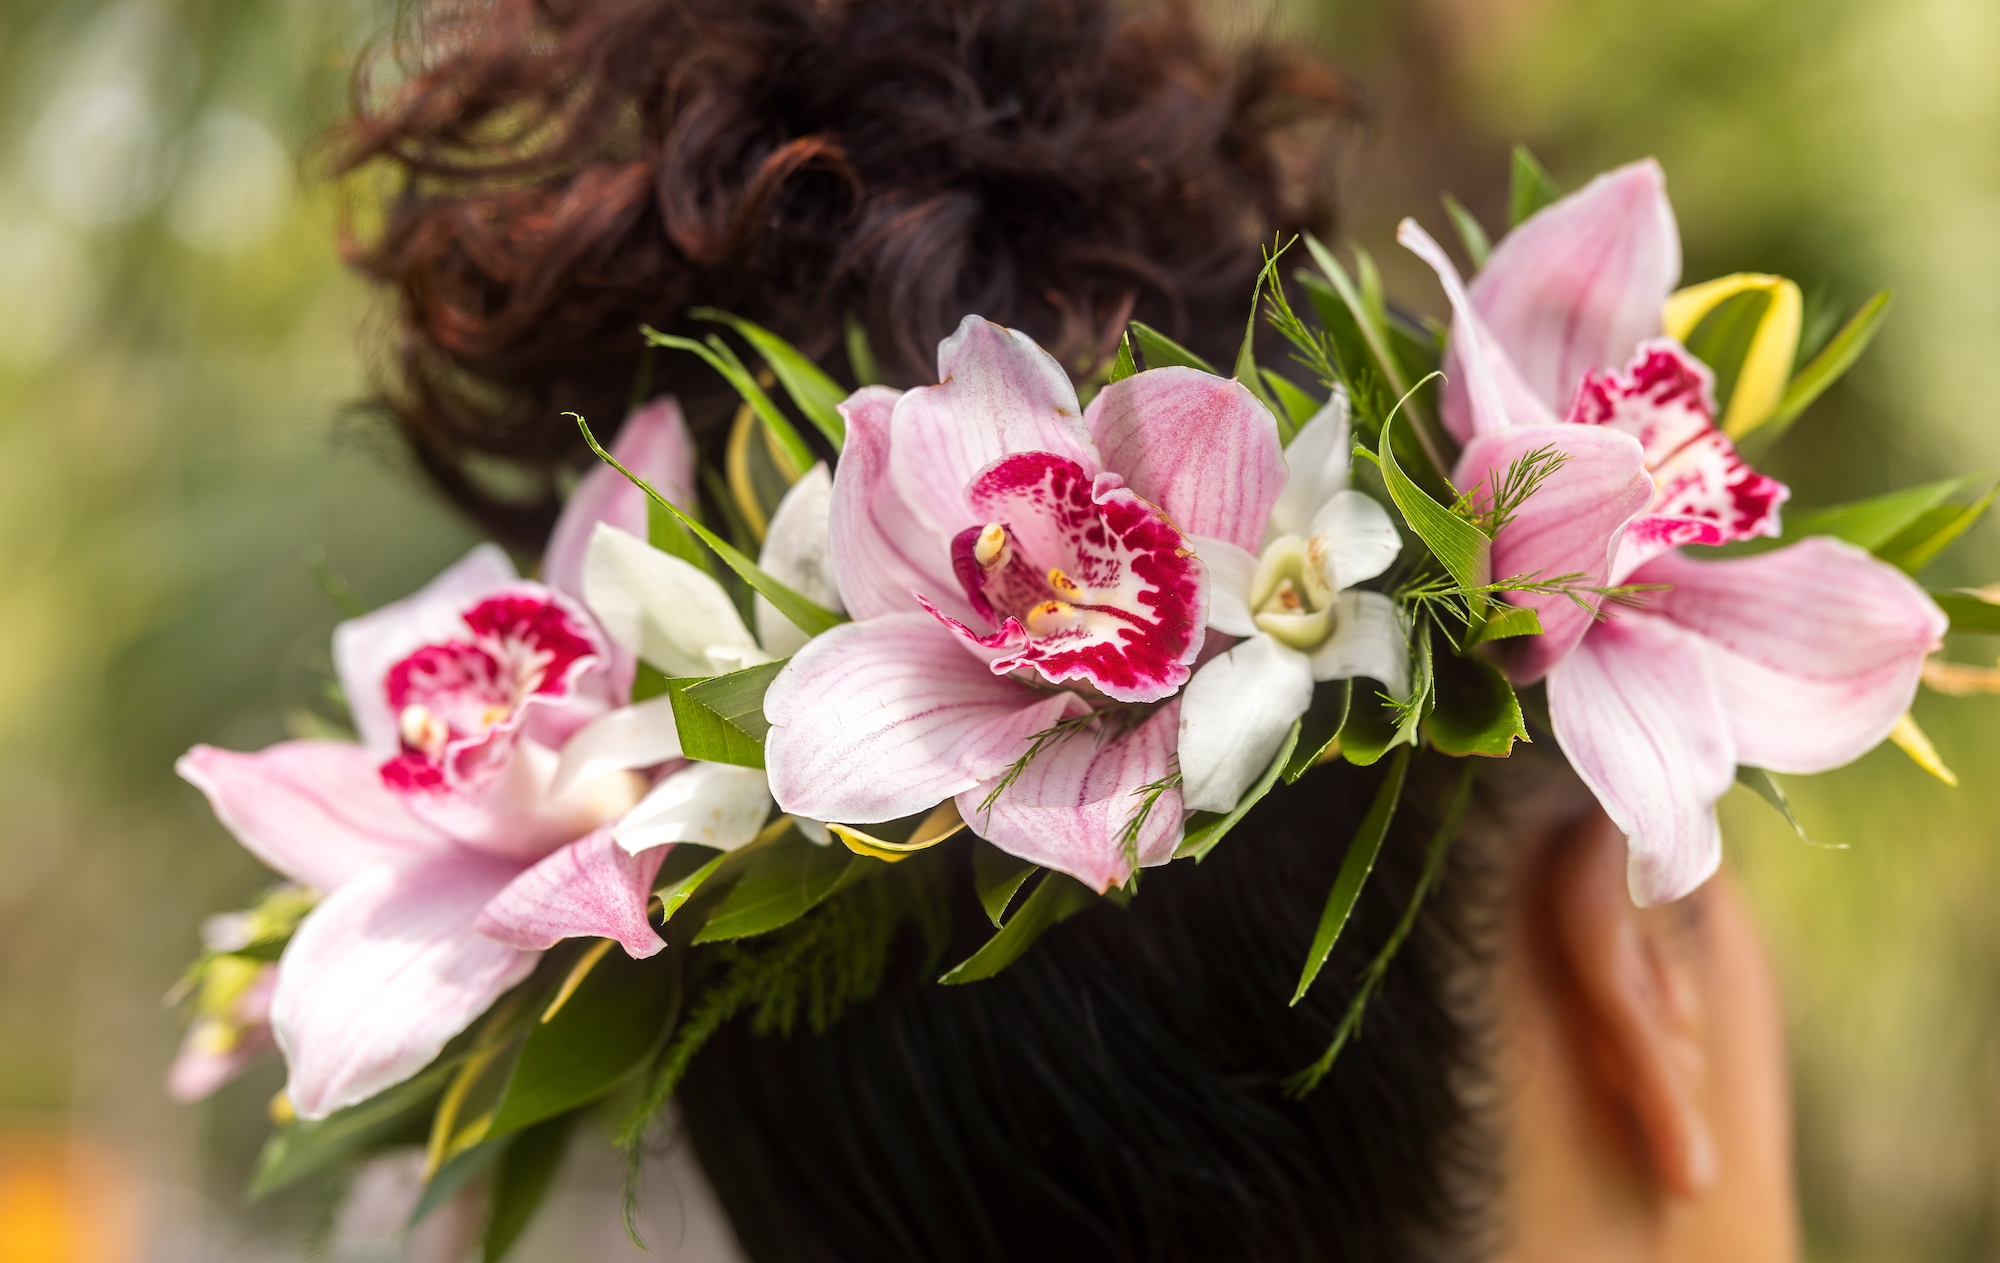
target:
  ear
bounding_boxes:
[1547,813,1718,1197]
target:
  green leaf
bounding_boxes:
[1739,291,1892,460]
[1933,588,2000,633]
[1109,332,1138,383]
[1128,321,1216,373]
[972,842,1039,928]
[1509,144,1562,227]
[1735,766,1833,850]
[630,662,672,703]
[1391,622,1435,749]
[692,308,847,450]
[409,1136,506,1228]
[656,848,729,924]
[1234,250,1285,425]
[250,1057,460,1199]
[1682,287,1773,422]
[1783,474,1992,553]
[1261,371,1324,435]
[483,1113,577,1262]
[1378,413,1491,595]
[487,949,680,1140]
[666,659,787,768]
[1304,238,1427,435]
[1441,194,1491,269]
[1337,683,1402,767]
[1468,604,1542,646]
[694,830,864,943]
[574,413,846,637]
[1176,721,1302,861]
[1877,483,1998,574]
[1284,679,1352,782]
[1428,652,1527,757]
[641,327,816,473]
[844,312,885,387]
[645,497,711,576]
[939,871,1098,984]
[1292,744,1410,1004]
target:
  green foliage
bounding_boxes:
[640,326,817,472]
[1781,474,1994,556]
[972,842,1039,927]
[1735,766,1832,849]
[666,659,787,768]
[1176,721,1302,861]
[1289,760,1474,1096]
[408,1137,503,1229]
[1877,485,1998,574]
[486,947,681,1139]
[1682,286,1773,419]
[1128,321,1216,373]
[1292,745,1411,1004]
[574,413,846,636]
[656,848,730,925]
[1738,291,1893,461]
[1428,652,1528,757]
[940,870,1100,984]
[1509,144,1563,226]
[1442,194,1493,269]
[1284,679,1352,782]
[645,495,712,576]
[1109,333,1138,383]
[1378,411,1492,596]
[691,308,848,450]
[1302,234,1450,479]
[1261,370,1325,434]
[1932,589,2000,634]
[251,1057,461,1199]
[845,313,885,387]
[694,829,869,943]
[1232,244,1288,429]
[1468,605,1543,646]
[484,1114,578,1262]
[1337,684,1404,767]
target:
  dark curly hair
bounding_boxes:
[335,0,1357,547]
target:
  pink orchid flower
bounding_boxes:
[764,315,1287,891]
[176,401,752,1120]
[1400,160,1945,904]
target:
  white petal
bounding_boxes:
[1176,634,1315,813]
[1189,534,1258,637]
[1268,390,1351,540]
[1310,591,1411,697]
[581,523,756,677]
[755,463,842,658]
[551,695,683,794]
[1306,491,1401,592]
[613,762,773,855]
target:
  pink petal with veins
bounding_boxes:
[475,825,668,959]
[1632,541,1945,774]
[827,385,972,622]
[959,701,1183,893]
[1085,367,1287,554]
[763,612,1089,824]
[176,741,450,891]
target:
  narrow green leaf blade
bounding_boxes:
[1756,290,1892,444]
[1509,144,1562,227]
[646,497,711,575]
[1877,483,1997,574]
[972,843,1039,927]
[693,831,862,943]
[1292,744,1410,1004]
[1284,680,1352,782]
[657,849,729,924]
[1933,588,2000,634]
[574,413,845,637]
[486,949,680,1140]
[1262,370,1323,435]
[844,313,884,387]
[1128,320,1216,373]
[1109,332,1138,383]
[939,871,1098,984]
[682,658,786,746]
[1468,604,1542,646]
[1378,415,1491,593]
[664,672,765,769]
[410,1136,506,1229]
[483,1114,578,1262]
[1735,766,1832,849]
[692,307,848,450]
[1176,721,1302,861]
[1428,652,1527,757]
[1783,474,1988,552]
[642,327,816,474]
[1441,194,1491,269]
[250,1057,460,1199]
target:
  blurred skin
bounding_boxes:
[1495,810,1798,1263]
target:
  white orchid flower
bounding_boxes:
[1177,392,1410,813]
[563,463,843,855]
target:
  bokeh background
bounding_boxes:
[1,0,1997,1258]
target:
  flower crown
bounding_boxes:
[171,152,1988,1253]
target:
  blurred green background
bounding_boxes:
[1,0,1996,1258]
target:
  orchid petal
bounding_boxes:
[177,742,449,890]
[1547,613,1734,906]
[475,826,668,959]
[1177,635,1315,813]
[612,762,773,855]
[1306,490,1401,592]
[1633,540,1946,774]
[826,385,971,622]
[1268,391,1352,540]
[551,695,682,793]
[1471,159,1682,417]
[764,612,1088,823]
[962,702,1183,893]
[1085,366,1287,554]
[271,850,538,1119]
[543,397,698,603]
[1310,591,1411,696]
[1399,219,1559,439]
[887,316,1099,542]
[754,463,842,658]
[332,545,519,753]
[581,524,756,678]
[1456,424,1653,683]
[1192,535,1259,637]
